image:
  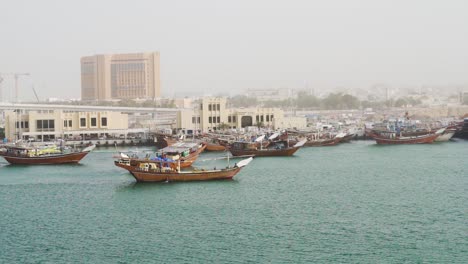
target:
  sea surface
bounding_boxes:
[0,140,467,263]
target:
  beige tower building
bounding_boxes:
[81,52,160,101]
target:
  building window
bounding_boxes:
[228,116,232,123]
[217,104,220,111]
[217,116,220,123]
[17,121,29,129]
[200,104,203,110]
[192,117,196,124]
[101,117,107,127]
[64,120,67,127]
[91,118,97,127]
[80,118,86,127]
[261,115,264,122]
[68,120,72,127]
[233,116,237,123]
[266,115,270,122]
[16,121,28,129]
[271,115,274,120]
[208,104,212,111]
[209,117,212,123]
[36,120,55,131]
[256,115,259,122]
[197,117,200,123]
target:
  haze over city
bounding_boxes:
[1,2,468,264]
[1,0,467,101]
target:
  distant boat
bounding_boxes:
[154,133,179,149]
[228,139,306,157]
[0,144,95,165]
[119,142,206,170]
[453,118,468,139]
[202,138,227,151]
[205,143,226,151]
[114,155,253,182]
[304,137,341,147]
[301,132,346,147]
[367,129,443,145]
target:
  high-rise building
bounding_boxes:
[81,52,160,101]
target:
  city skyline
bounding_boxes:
[1,0,468,101]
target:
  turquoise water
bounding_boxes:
[0,141,467,263]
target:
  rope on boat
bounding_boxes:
[198,155,254,162]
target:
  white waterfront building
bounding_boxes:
[4,110,131,142]
[176,97,307,133]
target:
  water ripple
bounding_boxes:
[0,141,467,263]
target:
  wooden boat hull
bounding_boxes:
[196,143,207,154]
[370,133,439,144]
[179,153,199,168]
[370,128,442,138]
[340,134,355,143]
[0,151,90,165]
[304,137,341,147]
[154,135,178,149]
[116,162,242,182]
[205,143,226,151]
[229,146,301,157]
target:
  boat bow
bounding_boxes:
[236,157,254,168]
[293,139,307,148]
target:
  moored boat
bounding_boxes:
[0,144,95,165]
[453,118,468,139]
[118,142,206,171]
[368,129,444,145]
[119,142,206,170]
[202,138,227,151]
[115,156,253,182]
[229,139,306,157]
[154,133,180,149]
[299,132,346,147]
[205,142,227,151]
[304,138,340,147]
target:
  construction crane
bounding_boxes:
[14,73,30,103]
[0,73,30,141]
[32,85,40,102]
[0,72,30,102]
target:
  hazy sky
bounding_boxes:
[1,0,467,101]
